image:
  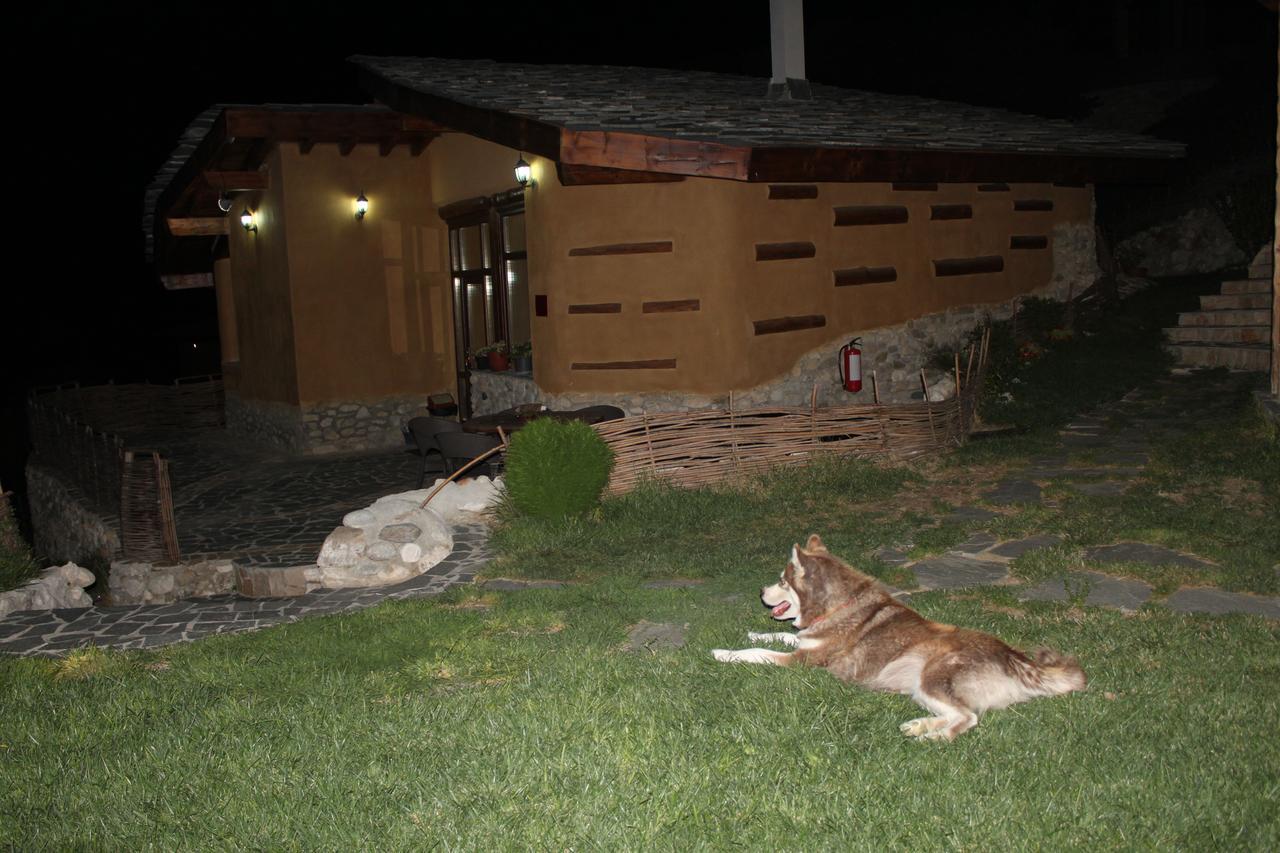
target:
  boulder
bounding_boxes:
[399,476,505,522]
[315,490,452,589]
[1116,208,1246,276]
[0,561,95,619]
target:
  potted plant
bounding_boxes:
[511,341,533,373]
[487,341,511,372]
[471,344,493,371]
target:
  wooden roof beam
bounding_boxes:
[166,216,230,237]
[202,170,268,192]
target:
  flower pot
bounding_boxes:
[514,355,532,373]
[473,354,490,371]
[488,352,510,372]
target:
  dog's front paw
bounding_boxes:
[712,649,737,663]
[746,631,770,643]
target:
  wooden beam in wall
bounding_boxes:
[568,303,623,314]
[752,315,827,335]
[567,241,673,257]
[833,205,909,227]
[556,163,686,185]
[338,138,358,156]
[834,266,897,287]
[571,359,678,370]
[1014,199,1055,211]
[933,255,1005,276]
[767,184,818,199]
[642,299,700,313]
[298,138,316,155]
[166,216,229,237]
[755,242,816,261]
[1010,235,1049,250]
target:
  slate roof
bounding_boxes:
[350,56,1184,160]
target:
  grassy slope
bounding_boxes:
[2,584,1277,850]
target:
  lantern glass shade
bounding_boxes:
[355,192,369,218]
[514,157,532,187]
[240,209,257,232]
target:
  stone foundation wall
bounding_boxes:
[472,221,1096,416]
[227,392,430,455]
[24,463,120,565]
[109,558,237,606]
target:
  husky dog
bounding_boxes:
[713,534,1086,740]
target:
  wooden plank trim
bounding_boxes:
[1014,198,1054,211]
[166,216,229,237]
[933,255,1005,277]
[768,184,818,199]
[201,170,268,192]
[930,204,973,220]
[568,241,673,257]
[752,315,827,335]
[571,359,677,370]
[560,129,750,180]
[568,303,623,314]
[755,242,816,261]
[834,266,898,287]
[833,205,909,227]
[1010,235,1049,250]
[977,182,1010,192]
[892,181,938,191]
[642,299,700,313]
[556,163,686,185]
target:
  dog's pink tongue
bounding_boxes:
[771,601,791,618]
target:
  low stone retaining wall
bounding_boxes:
[25,464,121,565]
[227,392,433,455]
[109,558,237,606]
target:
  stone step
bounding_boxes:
[1220,277,1273,295]
[1163,324,1271,344]
[1177,308,1271,327]
[1164,343,1271,371]
[1200,293,1272,310]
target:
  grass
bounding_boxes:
[2,582,1278,850]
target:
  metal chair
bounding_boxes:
[435,431,503,479]
[573,405,627,423]
[408,416,464,487]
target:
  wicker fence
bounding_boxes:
[25,377,222,561]
[593,333,988,496]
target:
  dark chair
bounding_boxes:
[435,431,503,479]
[408,416,464,487]
[573,405,627,423]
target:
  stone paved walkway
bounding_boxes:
[0,523,490,657]
[2,369,1276,659]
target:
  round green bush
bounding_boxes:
[503,418,615,519]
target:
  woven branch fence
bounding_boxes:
[593,330,989,496]
[25,377,221,561]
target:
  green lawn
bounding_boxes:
[2,581,1277,849]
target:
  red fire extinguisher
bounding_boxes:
[839,338,863,393]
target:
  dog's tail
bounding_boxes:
[1012,647,1087,697]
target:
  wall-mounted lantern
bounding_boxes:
[217,192,234,213]
[514,155,533,188]
[240,209,258,233]
[355,192,369,220]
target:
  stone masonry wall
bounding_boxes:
[472,221,1096,416]
[227,392,430,455]
[109,558,237,606]
[24,463,121,565]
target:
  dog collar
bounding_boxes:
[802,598,857,629]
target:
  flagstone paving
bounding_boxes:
[1,369,1276,658]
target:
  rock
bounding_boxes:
[366,541,398,561]
[984,479,1042,505]
[342,508,376,528]
[623,621,688,652]
[1116,208,1246,276]
[1165,588,1280,619]
[926,374,956,402]
[399,542,423,563]
[988,534,1064,559]
[414,477,504,522]
[379,523,422,543]
[912,555,1008,590]
[317,526,366,568]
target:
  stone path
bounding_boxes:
[3,369,1276,659]
[0,524,489,657]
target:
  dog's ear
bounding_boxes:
[805,534,827,553]
[789,545,805,579]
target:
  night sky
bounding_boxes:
[4,0,1275,500]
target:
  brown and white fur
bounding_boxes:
[712,534,1086,740]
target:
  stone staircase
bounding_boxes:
[1164,243,1274,371]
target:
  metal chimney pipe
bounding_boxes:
[768,0,811,100]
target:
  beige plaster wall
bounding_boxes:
[427,133,524,206]
[277,143,454,405]
[526,174,1092,395]
[225,147,299,404]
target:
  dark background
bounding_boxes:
[4,0,1276,534]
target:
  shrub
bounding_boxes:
[0,493,39,593]
[503,418,614,519]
